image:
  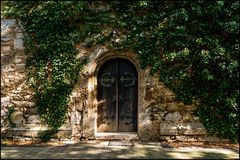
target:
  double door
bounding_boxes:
[97,58,137,132]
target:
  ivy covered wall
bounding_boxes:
[1,1,239,142]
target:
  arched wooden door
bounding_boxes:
[97,58,138,132]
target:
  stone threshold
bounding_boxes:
[95,132,138,141]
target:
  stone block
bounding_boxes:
[1,65,16,73]
[146,77,155,87]
[159,111,165,117]
[1,19,16,41]
[26,108,37,115]
[178,122,207,135]
[70,110,81,125]
[165,111,182,122]
[181,112,194,122]
[72,125,81,138]
[82,113,95,139]
[27,115,41,124]
[12,101,35,107]
[14,38,23,50]
[12,129,34,137]
[159,136,171,141]
[15,58,23,63]
[184,105,196,112]
[1,54,15,64]
[1,19,16,30]
[1,108,8,117]
[164,95,175,103]
[57,130,72,139]
[1,129,13,138]
[160,122,178,135]
[204,136,220,143]
[1,96,10,106]
[166,103,179,111]
[176,136,198,142]
[16,63,25,69]
[11,111,24,127]
[220,139,230,143]
[16,32,23,39]
[12,95,24,101]
[193,116,200,121]
[2,46,11,52]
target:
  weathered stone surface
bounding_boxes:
[2,46,11,51]
[160,122,178,135]
[89,45,108,61]
[11,111,24,127]
[14,38,23,50]
[166,103,179,111]
[1,19,16,41]
[176,136,198,142]
[27,115,41,124]
[1,65,16,73]
[1,96,10,106]
[159,111,165,117]
[178,122,207,135]
[16,63,25,69]
[165,111,182,122]
[184,105,197,112]
[1,107,10,134]
[12,101,35,107]
[1,19,16,31]
[72,125,82,138]
[204,136,220,143]
[59,124,72,130]
[70,110,81,125]
[1,54,15,64]
[146,77,155,87]
[164,95,175,103]
[159,136,171,141]
[25,108,37,115]
[12,129,34,137]
[1,108,8,117]
[57,130,72,139]
[193,116,200,121]
[12,94,24,101]
[181,113,193,122]
[16,32,23,39]
[138,118,152,140]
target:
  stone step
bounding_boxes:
[95,132,139,141]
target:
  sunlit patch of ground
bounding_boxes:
[1,138,239,150]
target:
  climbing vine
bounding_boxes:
[2,1,239,142]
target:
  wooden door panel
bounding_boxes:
[97,60,117,132]
[118,59,137,132]
[97,58,137,132]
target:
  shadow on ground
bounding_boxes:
[1,141,239,159]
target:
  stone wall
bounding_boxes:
[1,19,226,143]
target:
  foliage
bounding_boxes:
[38,129,58,142]
[7,105,16,128]
[2,1,239,142]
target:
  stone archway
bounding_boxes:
[81,48,146,139]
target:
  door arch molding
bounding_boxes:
[82,50,146,137]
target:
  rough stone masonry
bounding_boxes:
[1,19,227,143]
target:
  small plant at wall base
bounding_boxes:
[7,105,16,128]
[2,1,239,142]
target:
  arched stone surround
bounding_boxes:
[81,48,147,139]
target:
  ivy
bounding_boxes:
[2,1,239,142]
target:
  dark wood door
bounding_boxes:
[97,58,137,132]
